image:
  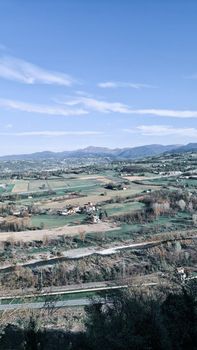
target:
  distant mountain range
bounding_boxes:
[1,143,197,161]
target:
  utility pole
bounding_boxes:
[40,268,43,290]
[37,268,43,291]
[122,258,126,280]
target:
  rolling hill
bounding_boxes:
[0,144,183,161]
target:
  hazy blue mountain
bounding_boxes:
[168,143,197,154]
[116,144,180,159]
[0,144,183,161]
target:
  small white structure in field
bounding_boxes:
[177,267,186,282]
[60,210,69,216]
[12,211,21,217]
[93,215,100,223]
[85,202,96,213]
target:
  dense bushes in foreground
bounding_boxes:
[85,287,197,350]
[0,284,197,350]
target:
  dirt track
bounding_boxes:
[0,222,118,242]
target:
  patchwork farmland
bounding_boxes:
[0,152,196,340]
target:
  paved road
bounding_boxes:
[0,282,158,311]
[0,298,92,311]
[0,284,158,311]
[0,284,128,301]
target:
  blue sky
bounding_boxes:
[0,0,197,155]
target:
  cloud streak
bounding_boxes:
[0,130,103,137]
[0,98,88,116]
[1,95,197,119]
[62,96,197,118]
[131,109,197,118]
[62,96,132,113]
[0,56,76,86]
[98,81,156,89]
[124,125,197,137]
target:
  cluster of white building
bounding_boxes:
[58,202,96,216]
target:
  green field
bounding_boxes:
[102,201,144,216]
[86,211,193,241]
[141,176,197,189]
[31,214,86,229]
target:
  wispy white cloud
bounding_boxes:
[61,96,197,118]
[98,81,156,89]
[0,130,103,137]
[131,109,197,118]
[0,98,88,116]
[1,95,197,119]
[0,56,76,86]
[74,90,93,97]
[124,125,197,137]
[62,96,132,113]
